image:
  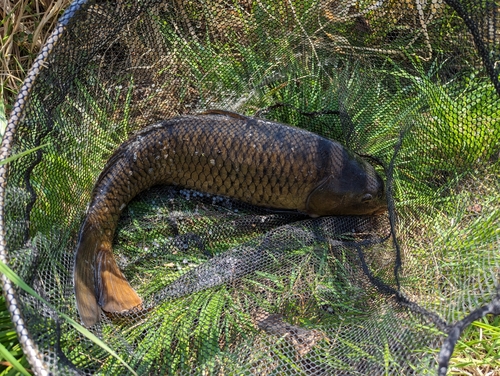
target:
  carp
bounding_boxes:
[74,111,387,326]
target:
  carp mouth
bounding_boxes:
[371,204,389,215]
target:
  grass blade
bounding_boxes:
[0,144,48,166]
[0,341,30,376]
[0,99,6,137]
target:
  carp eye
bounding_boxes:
[361,193,373,202]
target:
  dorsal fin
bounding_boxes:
[200,109,248,121]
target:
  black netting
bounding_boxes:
[1,0,499,375]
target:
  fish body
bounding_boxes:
[74,111,387,326]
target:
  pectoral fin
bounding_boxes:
[306,176,340,217]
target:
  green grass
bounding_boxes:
[72,188,391,374]
[449,315,500,374]
[0,295,30,376]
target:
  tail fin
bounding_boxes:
[74,223,142,327]
[95,247,142,314]
[74,223,102,327]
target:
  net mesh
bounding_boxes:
[1,0,499,374]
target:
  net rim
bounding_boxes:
[0,1,89,374]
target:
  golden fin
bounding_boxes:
[95,248,143,314]
[74,224,102,327]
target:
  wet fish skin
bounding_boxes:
[74,111,387,326]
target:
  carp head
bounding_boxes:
[306,149,387,217]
